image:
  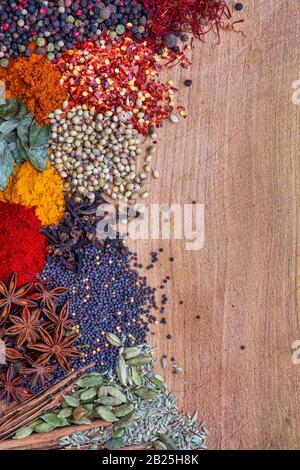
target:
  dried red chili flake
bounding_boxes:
[55,35,185,135]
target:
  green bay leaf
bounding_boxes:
[0,140,15,190]
[0,99,19,120]
[27,145,48,171]
[29,122,50,148]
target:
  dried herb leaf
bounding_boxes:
[27,145,48,171]
[0,118,19,134]
[16,114,32,150]
[0,99,18,120]
[29,122,50,148]
[0,140,14,190]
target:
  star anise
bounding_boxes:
[20,355,56,388]
[28,325,81,372]
[0,273,36,325]
[30,283,69,310]
[0,364,32,405]
[5,307,42,347]
[0,330,23,363]
[43,301,75,331]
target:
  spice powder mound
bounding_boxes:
[0,52,67,124]
[0,202,47,286]
[0,162,65,226]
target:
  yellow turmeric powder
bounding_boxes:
[0,162,65,226]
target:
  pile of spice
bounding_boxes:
[0,273,80,403]
[0,0,149,66]
[40,243,160,374]
[48,105,156,202]
[55,35,182,135]
[41,192,107,271]
[15,343,207,450]
[143,0,231,45]
[0,203,47,286]
[0,162,65,226]
[0,53,67,124]
[0,98,50,190]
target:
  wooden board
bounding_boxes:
[128,0,300,450]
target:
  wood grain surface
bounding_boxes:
[128,0,300,450]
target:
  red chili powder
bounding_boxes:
[0,202,47,286]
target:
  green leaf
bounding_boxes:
[16,99,29,119]
[29,122,50,148]
[0,99,19,120]
[3,130,17,144]
[14,426,33,440]
[0,140,15,190]
[0,119,19,134]
[41,413,61,427]
[27,145,48,171]
[17,114,33,150]
[16,137,28,161]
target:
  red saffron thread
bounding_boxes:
[143,0,232,41]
